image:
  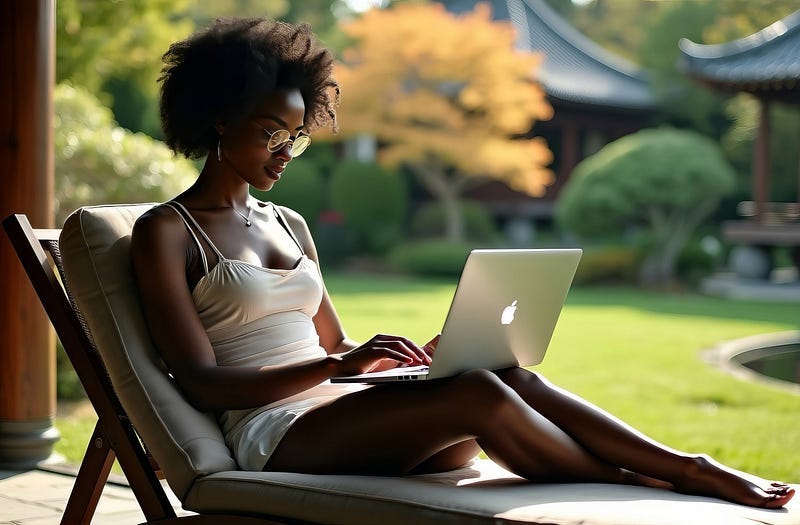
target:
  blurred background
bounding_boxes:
[51,0,800,290]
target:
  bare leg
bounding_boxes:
[267,370,628,484]
[494,367,794,508]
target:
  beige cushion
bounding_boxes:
[60,204,237,500]
[60,204,800,524]
[187,461,800,525]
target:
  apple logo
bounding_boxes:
[501,300,518,325]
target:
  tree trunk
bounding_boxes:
[408,161,466,243]
[639,198,719,285]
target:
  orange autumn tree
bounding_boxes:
[334,3,554,242]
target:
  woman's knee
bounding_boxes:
[446,369,517,419]
[495,366,547,392]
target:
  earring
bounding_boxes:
[217,137,222,162]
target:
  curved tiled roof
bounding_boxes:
[679,9,800,91]
[442,0,656,111]
[507,0,655,111]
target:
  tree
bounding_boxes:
[333,3,553,242]
[188,0,348,51]
[57,0,194,95]
[555,128,736,285]
[55,84,198,224]
[638,1,727,136]
[57,0,195,135]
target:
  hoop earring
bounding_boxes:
[217,137,222,162]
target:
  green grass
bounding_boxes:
[56,275,800,481]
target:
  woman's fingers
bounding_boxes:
[370,334,430,365]
[423,334,440,357]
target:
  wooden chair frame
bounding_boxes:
[2,213,279,525]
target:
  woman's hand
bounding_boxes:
[423,333,440,359]
[335,334,432,376]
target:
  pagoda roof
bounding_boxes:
[441,0,656,111]
[679,9,800,101]
[507,0,656,111]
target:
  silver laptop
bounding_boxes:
[331,248,582,384]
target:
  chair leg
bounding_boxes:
[61,421,115,525]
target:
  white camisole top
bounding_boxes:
[163,201,368,470]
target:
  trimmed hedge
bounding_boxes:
[330,160,408,255]
[388,241,474,277]
[572,246,640,285]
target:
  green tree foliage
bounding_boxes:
[57,0,193,94]
[639,1,726,136]
[329,160,408,255]
[542,0,658,62]
[55,84,198,224]
[187,0,352,51]
[556,128,736,285]
[57,0,195,135]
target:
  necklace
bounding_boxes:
[233,205,252,227]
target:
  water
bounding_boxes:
[731,344,800,385]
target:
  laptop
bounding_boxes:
[331,248,582,384]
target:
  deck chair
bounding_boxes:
[3,205,799,525]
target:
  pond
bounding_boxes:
[704,332,800,393]
[730,344,800,385]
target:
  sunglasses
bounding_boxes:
[255,124,311,157]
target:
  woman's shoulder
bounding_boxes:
[270,203,316,254]
[272,203,308,228]
[131,203,187,252]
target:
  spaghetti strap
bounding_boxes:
[162,202,210,274]
[270,203,306,255]
[166,201,227,262]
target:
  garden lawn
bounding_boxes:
[56,274,800,482]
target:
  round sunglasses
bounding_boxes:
[255,124,311,157]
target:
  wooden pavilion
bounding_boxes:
[679,9,800,275]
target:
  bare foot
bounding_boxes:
[673,455,795,508]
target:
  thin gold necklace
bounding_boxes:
[233,205,252,227]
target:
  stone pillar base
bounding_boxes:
[0,419,60,470]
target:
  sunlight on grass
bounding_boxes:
[55,275,800,481]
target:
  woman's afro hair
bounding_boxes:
[159,18,339,159]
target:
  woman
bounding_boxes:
[130,17,793,508]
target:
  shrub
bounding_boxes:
[313,210,357,269]
[676,237,719,284]
[410,200,498,242]
[572,246,640,285]
[55,83,197,224]
[250,158,326,228]
[556,127,735,285]
[388,241,473,278]
[330,160,408,255]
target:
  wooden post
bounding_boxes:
[753,98,771,223]
[557,121,580,194]
[0,0,58,468]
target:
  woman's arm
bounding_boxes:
[280,207,431,373]
[131,208,344,412]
